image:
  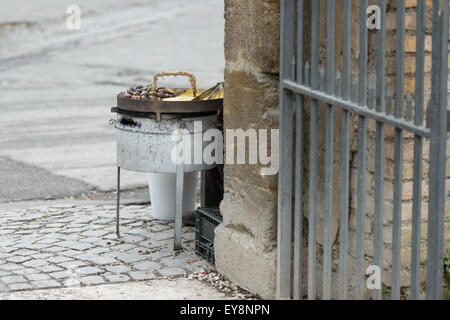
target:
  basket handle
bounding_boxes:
[149,71,198,97]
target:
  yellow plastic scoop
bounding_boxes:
[162,88,204,101]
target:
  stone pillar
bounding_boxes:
[214,0,281,299]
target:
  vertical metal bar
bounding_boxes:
[426,0,448,300]
[116,167,121,238]
[322,0,335,300]
[296,0,305,84]
[373,104,385,301]
[376,0,387,113]
[293,95,304,300]
[359,0,368,106]
[355,0,368,300]
[414,0,426,127]
[307,0,320,300]
[411,0,425,298]
[338,0,352,301]
[411,137,423,300]
[411,144,424,295]
[426,0,442,300]
[367,85,375,296]
[326,0,335,95]
[391,130,403,301]
[277,0,295,300]
[391,0,405,301]
[368,84,384,300]
[355,116,367,300]
[323,102,333,299]
[277,89,294,299]
[342,0,352,101]
[174,142,184,251]
[323,100,334,298]
[395,0,406,119]
[293,0,305,301]
[372,0,387,301]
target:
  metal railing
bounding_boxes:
[277,0,448,300]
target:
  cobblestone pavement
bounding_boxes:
[0,204,209,293]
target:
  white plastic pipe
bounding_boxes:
[147,172,198,221]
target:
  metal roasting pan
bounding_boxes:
[113,88,223,119]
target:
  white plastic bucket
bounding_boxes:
[147,172,198,221]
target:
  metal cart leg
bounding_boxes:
[174,162,184,250]
[116,166,121,238]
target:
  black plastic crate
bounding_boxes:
[195,207,222,265]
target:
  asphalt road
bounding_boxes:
[0,0,225,202]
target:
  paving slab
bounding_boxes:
[31,280,62,289]
[26,274,51,281]
[104,274,130,283]
[104,265,131,273]
[8,283,33,291]
[13,268,38,275]
[132,261,162,271]
[81,276,105,285]
[1,275,27,284]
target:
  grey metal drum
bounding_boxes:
[115,113,219,174]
